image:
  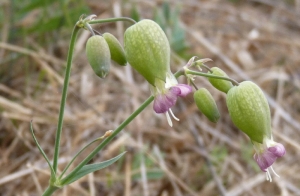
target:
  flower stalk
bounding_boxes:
[184,68,239,86]
[53,25,80,173]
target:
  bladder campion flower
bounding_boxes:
[226,81,286,181]
[124,19,192,126]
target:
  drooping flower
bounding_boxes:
[150,72,192,127]
[124,19,192,126]
[226,81,286,181]
[253,137,286,182]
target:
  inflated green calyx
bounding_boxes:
[226,81,271,143]
[86,35,111,78]
[124,19,170,86]
[103,33,127,66]
[194,88,220,123]
[208,67,233,93]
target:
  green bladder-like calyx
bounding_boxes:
[226,81,271,143]
[124,19,170,86]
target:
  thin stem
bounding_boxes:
[84,23,95,36]
[190,80,198,90]
[53,25,80,173]
[89,17,136,25]
[185,69,239,86]
[174,69,198,89]
[60,96,154,185]
[93,29,102,36]
[42,186,59,196]
[174,69,184,78]
[199,64,212,73]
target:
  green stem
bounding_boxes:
[174,69,184,78]
[185,69,239,86]
[42,186,59,196]
[60,96,154,185]
[199,64,212,73]
[53,25,80,173]
[89,17,136,25]
[190,80,199,90]
[84,23,95,36]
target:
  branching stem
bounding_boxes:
[185,69,239,86]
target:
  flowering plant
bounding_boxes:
[30,15,285,195]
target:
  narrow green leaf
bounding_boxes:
[63,152,126,185]
[30,121,56,178]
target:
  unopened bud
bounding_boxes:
[103,33,127,66]
[86,35,111,78]
[208,67,233,93]
[194,88,220,123]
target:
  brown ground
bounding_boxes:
[1,0,300,195]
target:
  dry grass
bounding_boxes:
[1,0,300,195]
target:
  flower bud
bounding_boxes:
[208,67,233,93]
[194,88,220,123]
[124,19,170,86]
[103,33,127,66]
[86,35,111,78]
[226,81,271,143]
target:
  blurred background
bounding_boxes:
[0,0,300,195]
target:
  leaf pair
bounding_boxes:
[30,122,126,186]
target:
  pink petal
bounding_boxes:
[268,143,286,158]
[153,84,192,114]
[173,84,192,97]
[253,151,277,172]
[153,92,178,113]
